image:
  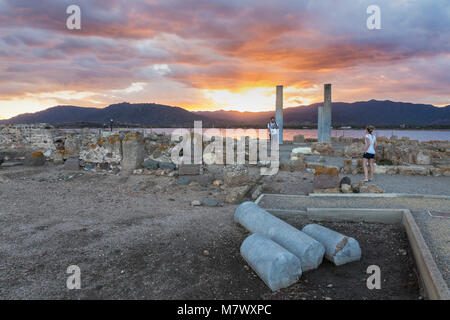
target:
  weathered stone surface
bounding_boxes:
[51,151,64,164]
[251,185,263,200]
[235,202,325,271]
[340,184,352,193]
[64,157,80,171]
[313,167,339,189]
[223,165,250,187]
[302,224,361,266]
[142,159,159,170]
[311,142,333,156]
[343,159,363,174]
[159,162,176,171]
[225,185,252,204]
[79,134,122,167]
[282,156,306,172]
[339,176,351,186]
[0,125,56,151]
[191,200,201,206]
[397,165,429,176]
[178,164,201,175]
[291,147,312,155]
[293,134,305,143]
[0,162,23,167]
[373,164,387,174]
[24,152,45,166]
[202,198,218,207]
[64,134,81,155]
[344,142,364,158]
[416,151,431,165]
[313,187,341,194]
[240,233,302,291]
[121,133,145,172]
[213,179,223,187]
[358,183,385,194]
[385,166,399,175]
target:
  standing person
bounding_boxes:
[267,117,279,143]
[362,125,377,182]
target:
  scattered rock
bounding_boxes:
[142,159,159,170]
[223,165,250,187]
[190,200,202,206]
[84,163,95,170]
[357,182,385,194]
[225,185,252,204]
[159,162,176,171]
[178,179,191,185]
[202,198,218,207]
[311,142,334,156]
[351,183,360,193]
[340,184,352,193]
[213,179,223,187]
[339,176,351,187]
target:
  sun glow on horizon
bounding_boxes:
[201,86,318,112]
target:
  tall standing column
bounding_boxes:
[318,106,324,142]
[322,84,332,143]
[276,85,284,144]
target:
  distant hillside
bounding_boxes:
[1,100,449,127]
[0,103,214,127]
[197,100,450,127]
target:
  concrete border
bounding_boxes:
[256,194,450,300]
[307,193,450,200]
[402,210,450,300]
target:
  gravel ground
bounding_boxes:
[0,164,447,299]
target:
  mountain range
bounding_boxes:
[1,100,449,127]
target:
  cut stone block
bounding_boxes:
[24,152,46,167]
[313,167,339,189]
[178,164,201,175]
[122,133,145,172]
[302,224,361,266]
[241,233,302,291]
[234,202,325,271]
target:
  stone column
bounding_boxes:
[318,106,323,142]
[275,85,284,144]
[322,84,332,143]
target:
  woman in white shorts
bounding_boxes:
[362,125,377,182]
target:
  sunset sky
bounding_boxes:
[0,0,449,119]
